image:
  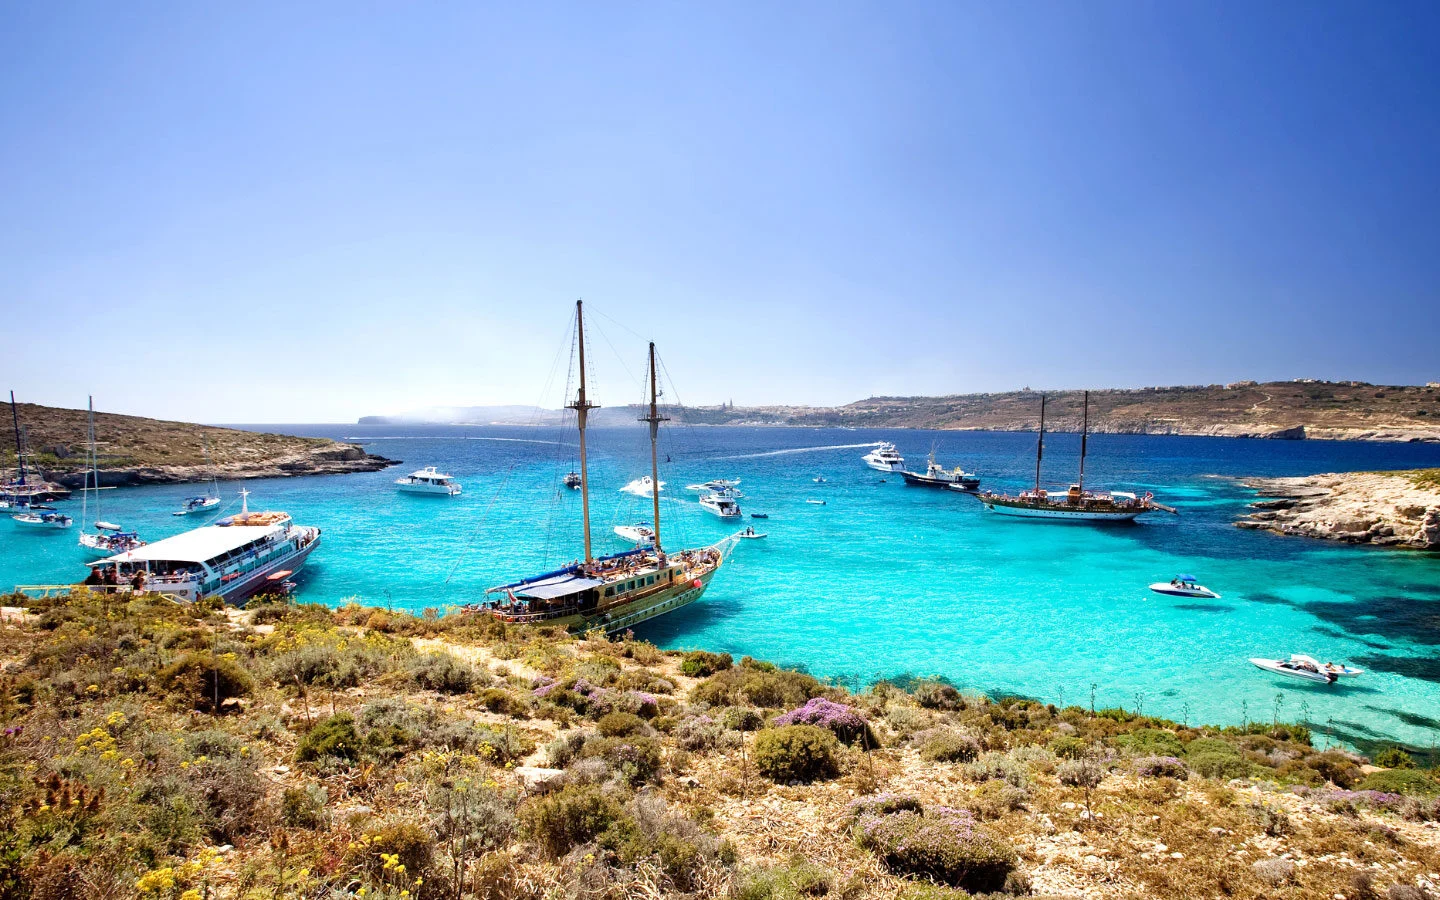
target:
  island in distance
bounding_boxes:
[361,379,1440,442]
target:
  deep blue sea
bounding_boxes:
[6,424,1440,750]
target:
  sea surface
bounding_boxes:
[6,424,1440,750]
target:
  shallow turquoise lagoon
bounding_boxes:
[5,425,1439,750]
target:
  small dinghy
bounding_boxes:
[738,530,767,540]
[813,476,827,483]
[806,499,826,505]
[1149,575,1220,599]
[750,513,769,519]
[1249,654,1362,684]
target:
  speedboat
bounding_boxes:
[11,507,73,529]
[686,478,740,493]
[806,499,827,505]
[619,476,665,498]
[1249,654,1362,684]
[699,489,743,518]
[1149,575,1220,599]
[563,472,582,489]
[395,466,462,496]
[813,476,827,483]
[862,442,905,472]
[174,495,221,516]
[614,522,655,547]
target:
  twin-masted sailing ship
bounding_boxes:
[479,302,731,634]
[977,391,1175,522]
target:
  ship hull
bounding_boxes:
[981,500,1143,522]
[902,471,981,489]
[864,458,903,472]
[499,567,717,636]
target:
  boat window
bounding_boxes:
[604,587,613,597]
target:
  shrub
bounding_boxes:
[597,711,647,738]
[774,697,876,746]
[722,706,763,731]
[919,731,981,764]
[1308,750,1363,788]
[690,660,825,709]
[680,650,732,678]
[1134,756,1189,779]
[1115,728,1184,758]
[281,784,328,828]
[1374,747,1415,769]
[1057,758,1104,790]
[155,652,253,713]
[363,821,436,883]
[477,688,522,715]
[964,751,1029,788]
[408,652,476,694]
[736,858,837,900]
[674,715,723,751]
[1184,736,1238,757]
[856,808,1017,892]
[1189,752,1254,781]
[296,713,361,763]
[1359,769,1440,797]
[912,680,965,711]
[578,735,663,785]
[847,793,923,819]
[1252,857,1295,886]
[753,725,841,784]
[972,780,1029,819]
[518,784,623,858]
[1049,735,1087,760]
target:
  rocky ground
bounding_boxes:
[1237,470,1440,549]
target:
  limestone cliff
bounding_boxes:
[1236,470,1440,549]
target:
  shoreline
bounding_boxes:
[45,441,400,488]
[1235,469,1440,550]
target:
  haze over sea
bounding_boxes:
[7,424,1440,749]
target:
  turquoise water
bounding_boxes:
[5,424,1440,750]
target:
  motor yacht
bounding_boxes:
[699,489,743,518]
[862,442,905,472]
[395,466,462,496]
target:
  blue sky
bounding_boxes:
[2,2,1437,422]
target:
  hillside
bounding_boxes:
[0,592,1435,899]
[3,402,396,486]
[364,381,1440,441]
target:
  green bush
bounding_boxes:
[477,688,522,715]
[519,784,623,858]
[280,784,327,828]
[1049,735,1087,760]
[155,651,253,713]
[1306,750,1363,789]
[690,660,825,710]
[1189,752,1254,781]
[597,711,647,737]
[753,725,841,784]
[1374,747,1415,769]
[919,731,981,764]
[680,650,733,678]
[1184,736,1238,757]
[579,735,663,785]
[296,713,361,763]
[1115,728,1184,758]
[408,652,477,694]
[722,706,763,731]
[1358,769,1440,796]
[736,858,837,900]
[856,809,1017,892]
[912,680,965,711]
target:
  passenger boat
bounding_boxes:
[977,392,1175,522]
[563,471,582,489]
[85,489,321,604]
[78,397,147,559]
[479,304,734,635]
[173,434,222,514]
[901,449,981,490]
[614,522,655,546]
[862,442,905,472]
[1249,654,1362,684]
[1149,575,1219,599]
[395,466,462,496]
[619,476,664,497]
[698,489,743,518]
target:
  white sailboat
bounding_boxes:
[174,434,222,515]
[78,397,145,558]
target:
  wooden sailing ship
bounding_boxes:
[480,302,734,634]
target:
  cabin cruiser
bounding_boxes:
[395,466,462,496]
[563,471,582,489]
[619,476,664,498]
[1249,654,1362,684]
[699,489,743,518]
[174,495,221,516]
[901,450,981,490]
[85,489,321,604]
[686,478,740,494]
[10,506,73,529]
[614,522,656,546]
[1149,575,1219,599]
[862,442,905,472]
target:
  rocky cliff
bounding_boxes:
[1236,470,1440,549]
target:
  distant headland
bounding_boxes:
[361,380,1440,442]
[4,402,397,487]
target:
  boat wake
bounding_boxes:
[344,436,572,446]
[711,442,881,461]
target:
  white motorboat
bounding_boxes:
[686,478,740,493]
[862,442,905,472]
[614,522,656,546]
[11,507,73,529]
[396,466,462,496]
[1148,575,1220,599]
[699,489,742,519]
[619,476,665,498]
[1249,654,1362,684]
[174,495,221,516]
[563,471,582,489]
[737,528,767,539]
[806,499,827,505]
[813,476,827,483]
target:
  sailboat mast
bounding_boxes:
[9,391,25,486]
[641,342,668,557]
[84,396,96,528]
[567,301,599,564]
[1078,390,1089,493]
[1034,394,1046,496]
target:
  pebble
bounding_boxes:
[1170,852,1184,859]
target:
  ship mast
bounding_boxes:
[1034,393,1046,497]
[1078,390,1089,493]
[567,301,599,564]
[641,342,668,558]
[9,391,25,486]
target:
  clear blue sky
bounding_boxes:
[3,1,1437,422]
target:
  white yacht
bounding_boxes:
[686,478,740,493]
[395,466,462,496]
[1148,576,1219,599]
[862,442,905,472]
[619,475,664,498]
[11,507,73,529]
[86,490,321,604]
[1249,654,1363,684]
[174,495,221,516]
[614,522,656,546]
[699,489,742,518]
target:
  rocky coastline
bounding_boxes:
[1236,470,1440,549]
[46,441,399,488]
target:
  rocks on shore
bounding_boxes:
[1236,471,1440,550]
[48,442,398,488]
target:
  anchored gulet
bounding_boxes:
[976,391,1177,522]
[481,303,734,634]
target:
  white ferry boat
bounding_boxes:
[862,442,905,472]
[395,466,462,496]
[85,490,321,604]
[699,489,743,518]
